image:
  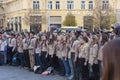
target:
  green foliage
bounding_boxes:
[92,0,117,30]
[63,12,77,26]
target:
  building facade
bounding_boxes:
[0,0,119,32]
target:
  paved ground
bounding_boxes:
[0,66,66,80]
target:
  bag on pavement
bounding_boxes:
[12,53,19,66]
[34,66,43,74]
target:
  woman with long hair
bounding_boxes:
[22,33,30,69]
[102,39,120,80]
[56,36,65,76]
[78,36,89,80]
[61,35,71,77]
[48,34,55,68]
[89,35,99,80]
[98,33,108,77]
[34,38,42,67]
[41,35,48,70]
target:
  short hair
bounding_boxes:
[82,36,88,43]
[30,31,35,35]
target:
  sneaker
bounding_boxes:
[67,75,74,80]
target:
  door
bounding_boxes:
[30,24,41,34]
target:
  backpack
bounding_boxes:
[34,66,43,74]
[12,54,19,66]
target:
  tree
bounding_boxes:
[84,16,93,32]
[85,0,117,31]
[93,0,117,30]
[63,12,77,26]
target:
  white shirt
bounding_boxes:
[0,39,7,51]
[8,38,12,47]
[11,38,16,47]
[28,38,36,49]
[22,38,28,50]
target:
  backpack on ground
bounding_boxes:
[12,53,19,66]
[34,66,43,74]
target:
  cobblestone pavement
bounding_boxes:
[0,66,66,80]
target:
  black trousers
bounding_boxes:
[71,52,77,80]
[79,58,89,80]
[52,55,59,71]
[76,58,81,80]
[18,53,25,67]
[23,50,30,68]
[48,55,56,68]
[9,47,14,64]
[91,64,100,80]
[58,58,65,76]
[41,51,48,70]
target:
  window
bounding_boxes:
[102,0,109,10]
[48,1,52,10]
[33,1,40,10]
[81,1,85,9]
[89,1,93,10]
[56,1,60,10]
[67,1,74,10]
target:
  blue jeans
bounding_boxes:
[34,54,42,66]
[62,57,70,76]
[68,59,74,76]
[0,51,7,64]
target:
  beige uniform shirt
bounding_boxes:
[17,38,23,53]
[28,38,36,49]
[56,42,62,59]
[61,44,67,57]
[22,38,28,50]
[89,44,98,65]
[70,40,79,53]
[79,43,89,61]
[35,46,41,54]
[98,45,104,61]
[48,44,55,56]
[41,42,48,52]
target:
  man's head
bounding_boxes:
[113,22,120,36]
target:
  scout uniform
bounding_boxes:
[28,37,36,70]
[68,39,79,80]
[35,42,42,66]
[56,41,65,76]
[41,36,48,70]
[9,36,16,64]
[17,37,24,67]
[89,44,99,65]
[22,37,30,68]
[89,44,99,80]
[78,42,90,80]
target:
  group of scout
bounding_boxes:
[0,30,114,80]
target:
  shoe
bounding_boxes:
[65,74,70,77]
[67,75,74,80]
[24,67,29,70]
[29,69,34,72]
